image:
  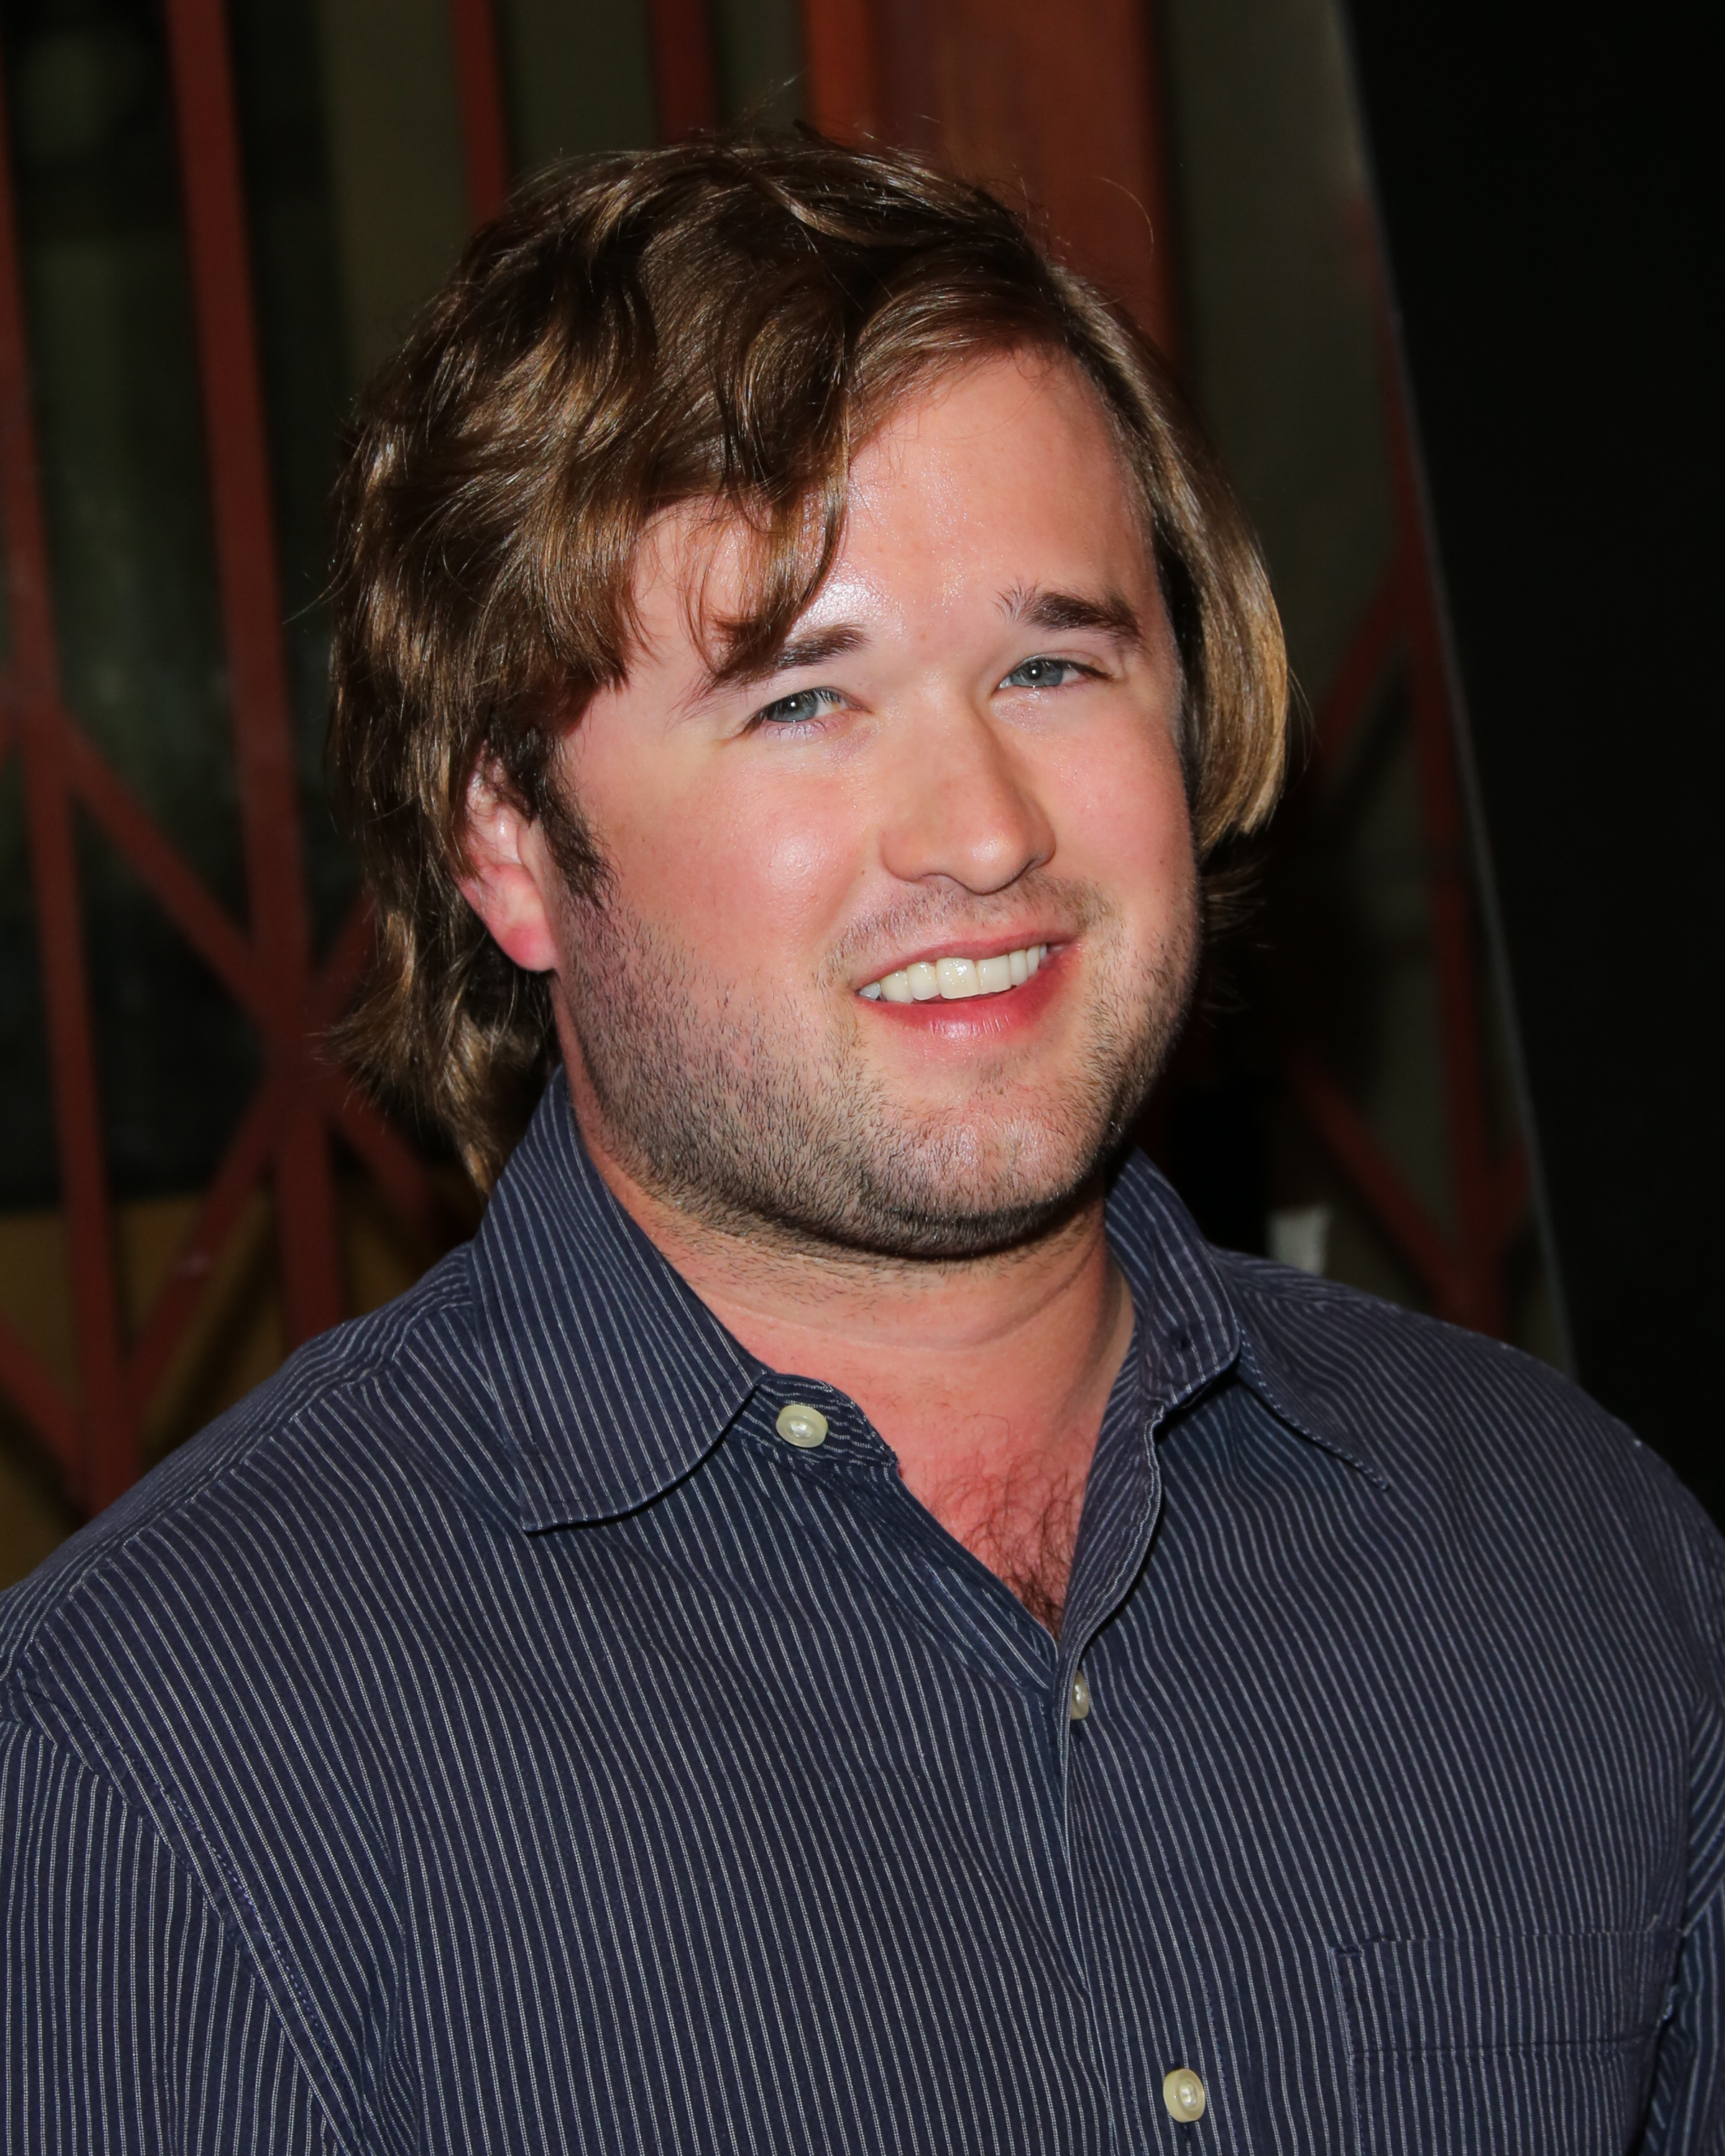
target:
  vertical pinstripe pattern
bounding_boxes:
[2,1079,1721,2152]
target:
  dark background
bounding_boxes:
[1342,1,1724,1507]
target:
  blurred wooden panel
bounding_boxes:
[801,0,1180,360]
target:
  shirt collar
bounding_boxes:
[471,1082,759,1528]
[1103,1154,1389,1487]
[1099,1153,1242,1416]
[472,1081,1374,1530]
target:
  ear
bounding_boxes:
[456,763,563,974]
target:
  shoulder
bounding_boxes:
[0,1240,506,1762]
[1219,1246,1593,1446]
[1220,1245,1638,1473]
[0,1241,535,2124]
[1216,1248,1725,1662]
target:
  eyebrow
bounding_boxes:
[700,623,868,699]
[1000,582,1144,646]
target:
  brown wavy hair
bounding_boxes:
[327,135,1288,1191]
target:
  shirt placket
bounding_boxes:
[1061,1377,1261,2155]
[739,1372,1133,2116]
[1057,1378,1215,2155]
[745,1351,1206,2153]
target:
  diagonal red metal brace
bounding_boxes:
[59,719,270,1021]
[1286,1049,1470,1320]
[1281,249,1526,1340]
[1374,300,1506,1338]
[124,1071,298,1420]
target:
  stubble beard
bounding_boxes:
[554,874,1198,1264]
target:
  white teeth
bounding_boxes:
[859,944,1049,1003]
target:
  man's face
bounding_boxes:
[535,349,1200,1258]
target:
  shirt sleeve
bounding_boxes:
[1641,1883,1725,2151]
[1,1720,340,2155]
[1639,1492,1725,2152]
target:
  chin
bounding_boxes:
[812,1111,1130,1261]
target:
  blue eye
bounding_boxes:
[1000,656,1092,691]
[753,686,842,729]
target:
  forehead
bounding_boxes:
[850,350,1142,532]
[641,350,1157,662]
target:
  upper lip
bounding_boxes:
[856,931,1064,982]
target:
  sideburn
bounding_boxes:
[530,768,612,907]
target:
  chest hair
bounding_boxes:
[936,1464,1086,1640]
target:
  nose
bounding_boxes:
[876,693,1054,896]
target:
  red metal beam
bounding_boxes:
[162,0,342,1348]
[801,0,878,139]
[448,0,511,225]
[649,0,719,140]
[0,4,486,1513]
[0,42,133,1509]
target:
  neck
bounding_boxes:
[566,1077,1134,1631]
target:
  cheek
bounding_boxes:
[1050,717,1196,918]
[610,766,865,980]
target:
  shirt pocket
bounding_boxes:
[1329,1928,1677,2155]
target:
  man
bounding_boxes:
[2,139,1720,2154]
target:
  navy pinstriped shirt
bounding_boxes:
[4,1080,1724,2153]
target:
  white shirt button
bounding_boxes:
[775,1401,828,1449]
[1068,1669,1091,1721]
[1163,2066,1206,2122]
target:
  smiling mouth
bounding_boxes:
[858,944,1051,1003]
